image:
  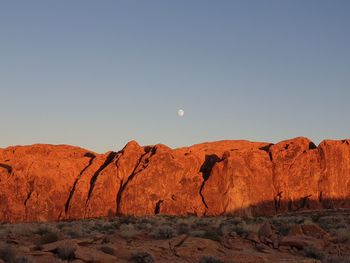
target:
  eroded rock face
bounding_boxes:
[0,137,350,222]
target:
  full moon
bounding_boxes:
[177,109,185,117]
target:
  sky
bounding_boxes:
[0,1,349,153]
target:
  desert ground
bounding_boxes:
[1,209,350,263]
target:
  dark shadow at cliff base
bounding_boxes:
[215,197,350,218]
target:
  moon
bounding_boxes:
[177,109,185,117]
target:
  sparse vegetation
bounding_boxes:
[129,251,154,263]
[153,225,176,239]
[0,245,17,263]
[334,227,350,243]
[324,255,350,263]
[0,211,350,262]
[55,243,76,260]
[199,255,224,263]
[119,223,138,239]
[301,245,325,260]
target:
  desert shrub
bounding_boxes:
[120,216,138,225]
[66,228,83,238]
[198,228,221,242]
[10,223,36,236]
[91,220,104,231]
[318,216,346,231]
[271,219,295,236]
[119,223,138,239]
[324,255,350,263]
[177,223,190,234]
[255,217,267,224]
[0,227,10,238]
[193,218,210,228]
[217,222,233,236]
[57,221,69,229]
[153,225,175,239]
[199,255,224,263]
[218,221,247,237]
[311,214,322,223]
[99,222,115,232]
[35,224,58,235]
[302,245,325,260]
[134,221,153,232]
[129,251,154,263]
[40,231,59,244]
[334,227,350,243]
[226,217,243,225]
[55,244,76,260]
[0,245,17,263]
[294,216,305,224]
[242,222,260,233]
[302,217,314,225]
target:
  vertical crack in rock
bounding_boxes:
[116,146,156,215]
[298,194,312,210]
[319,191,323,202]
[259,144,278,205]
[199,154,221,209]
[0,163,12,174]
[317,146,327,208]
[259,144,274,162]
[24,179,35,207]
[86,151,118,203]
[154,200,164,215]
[65,152,96,213]
[274,191,283,212]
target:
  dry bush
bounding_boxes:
[197,228,221,242]
[0,226,10,237]
[334,227,350,244]
[217,220,251,237]
[199,255,224,263]
[55,243,76,260]
[242,222,261,233]
[177,222,191,234]
[135,222,153,232]
[271,218,295,236]
[152,225,176,239]
[0,245,17,263]
[119,223,138,239]
[226,217,243,225]
[9,223,37,237]
[324,255,350,263]
[119,216,138,225]
[129,251,154,263]
[34,224,58,235]
[318,216,346,231]
[301,245,325,260]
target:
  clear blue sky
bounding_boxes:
[1,1,349,152]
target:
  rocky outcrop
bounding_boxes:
[0,137,350,222]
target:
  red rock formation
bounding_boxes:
[0,137,350,222]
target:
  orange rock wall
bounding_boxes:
[0,137,349,222]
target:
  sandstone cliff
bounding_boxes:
[0,137,349,222]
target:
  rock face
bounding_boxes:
[0,137,350,222]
